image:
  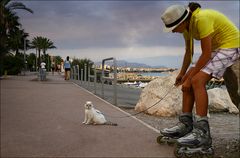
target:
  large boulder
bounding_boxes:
[223,59,240,109]
[135,71,182,117]
[208,88,239,114]
[135,71,239,117]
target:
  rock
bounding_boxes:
[135,71,182,117]
[135,71,239,117]
[223,59,240,109]
[208,88,239,114]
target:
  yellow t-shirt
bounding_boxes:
[184,8,239,51]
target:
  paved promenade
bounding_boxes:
[1,74,174,157]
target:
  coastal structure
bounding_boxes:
[95,63,177,83]
[115,72,157,83]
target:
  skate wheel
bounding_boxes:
[156,135,164,144]
[174,144,184,158]
[206,147,214,158]
[185,153,192,158]
[174,149,184,158]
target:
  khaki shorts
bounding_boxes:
[201,48,239,79]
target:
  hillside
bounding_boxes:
[95,60,166,68]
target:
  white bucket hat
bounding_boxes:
[161,5,190,32]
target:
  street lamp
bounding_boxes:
[23,38,26,75]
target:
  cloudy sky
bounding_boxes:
[17,0,239,68]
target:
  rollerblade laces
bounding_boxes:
[157,114,193,145]
[175,119,214,158]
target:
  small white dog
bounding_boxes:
[82,101,117,126]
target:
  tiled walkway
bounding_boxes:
[1,74,174,157]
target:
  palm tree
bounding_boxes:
[41,37,57,62]
[7,28,29,55]
[0,0,33,55]
[31,36,43,68]
[30,36,57,68]
[27,53,36,71]
[0,0,33,75]
[41,38,56,71]
[55,56,63,66]
[0,0,33,30]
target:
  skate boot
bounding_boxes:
[174,117,214,158]
[157,113,193,145]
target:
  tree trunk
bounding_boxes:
[38,49,41,68]
[43,50,46,62]
[35,49,37,71]
[16,49,19,55]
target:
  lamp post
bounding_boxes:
[23,38,26,75]
[48,55,50,71]
[35,48,38,71]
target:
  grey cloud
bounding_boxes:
[17,1,239,50]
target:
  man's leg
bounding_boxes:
[181,68,195,113]
[191,71,212,116]
[182,91,195,113]
[158,68,196,141]
[64,70,67,80]
[67,70,70,80]
[176,71,213,155]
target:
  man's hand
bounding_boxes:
[175,73,184,86]
[181,78,192,92]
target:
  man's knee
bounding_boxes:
[191,73,210,89]
[191,76,199,87]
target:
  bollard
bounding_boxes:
[94,65,97,94]
[88,64,97,94]
[113,58,117,106]
[73,66,76,80]
[81,69,83,84]
[84,64,87,82]
[77,65,79,80]
[88,66,90,89]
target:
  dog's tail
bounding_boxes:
[104,121,118,126]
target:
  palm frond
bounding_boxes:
[7,2,33,14]
[0,0,11,6]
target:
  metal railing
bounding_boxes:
[88,64,97,94]
[71,65,79,80]
[71,57,118,106]
[101,57,117,106]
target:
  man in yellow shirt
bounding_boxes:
[160,2,239,157]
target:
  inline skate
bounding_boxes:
[174,119,214,158]
[157,114,193,145]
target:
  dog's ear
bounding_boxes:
[86,101,92,105]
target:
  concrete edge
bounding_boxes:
[72,82,160,134]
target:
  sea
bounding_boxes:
[139,72,169,77]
